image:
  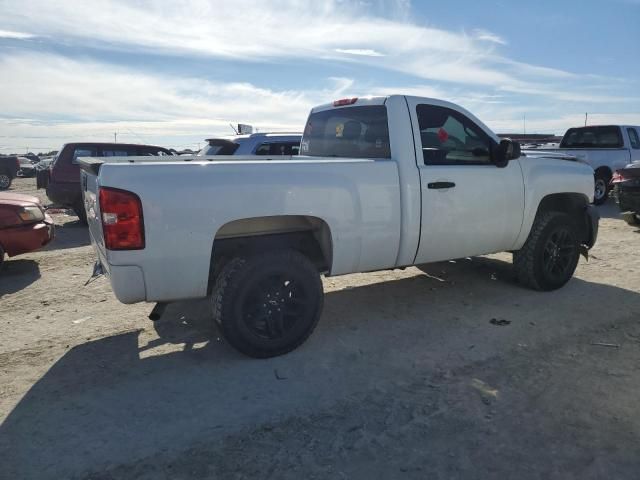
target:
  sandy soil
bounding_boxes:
[1,177,639,479]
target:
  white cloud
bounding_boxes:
[0,29,37,39]
[473,29,507,45]
[0,0,583,92]
[0,0,638,149]
[335,48,385,57]
[0,52,344,151]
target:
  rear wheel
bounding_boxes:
[593,171,610,205]
[0,171,12,190]
[513,212,580,291]
[74,202,88,225]
[212,250,324,358]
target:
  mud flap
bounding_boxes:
[84,261,104,286]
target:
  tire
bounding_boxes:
[212,250,324,358]
[74,203,88,225]
[593,171,610,205]
[0,245,4,272]
[0,171,12,190]
[621,211,640,226]
[513,212,580,291]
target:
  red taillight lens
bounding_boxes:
[333,97,358,107]
[610,170,626,184]
[99,187,145,250]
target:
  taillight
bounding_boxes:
[99,187,145,250]
[333,97,358,107]
[610,170,626,184]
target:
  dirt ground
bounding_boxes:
[1,176,639,479]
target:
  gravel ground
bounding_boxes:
[1,177,639,479]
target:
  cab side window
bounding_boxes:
[628,128,640,149]
[255,142,300,156]
[416,104,494,165]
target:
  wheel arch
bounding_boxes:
[207,215,333,294]
[594,166,613,180]
[534,192,593,246]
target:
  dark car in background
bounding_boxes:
[0,192,54,269]
[37,142,173,223]
[17,157,38,178]
[0,156,21,190]
[611,162,640,226]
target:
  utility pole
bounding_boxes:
[114,132,118,143]
[585,113,588,126]
[523,114,526,136]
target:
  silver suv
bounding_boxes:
[197,132,302,157]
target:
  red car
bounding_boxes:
[0,192,54,268]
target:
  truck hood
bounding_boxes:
[522,150,578,162]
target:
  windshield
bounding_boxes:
[300,106,391,158]
[560,126,623,148]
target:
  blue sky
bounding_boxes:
[0,0,638,153]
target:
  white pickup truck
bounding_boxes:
[525,125,640,204]
[80,95,599,358]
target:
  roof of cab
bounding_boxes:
[311,96,388,113]
[205,132,302,142]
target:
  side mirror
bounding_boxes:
[494,138,521,168]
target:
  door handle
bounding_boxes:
[427,181,456,189]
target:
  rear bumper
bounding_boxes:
[108,264,147,304]
[93,245,147,304]
[0,215,54,257]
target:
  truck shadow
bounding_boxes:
[2,258,640,478]
[43,219,90,251]
[0,259,40,296]
[596,199,624,220]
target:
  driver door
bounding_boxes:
[408,100,525,264]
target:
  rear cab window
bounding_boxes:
[560,126,623,148]
[71,146,98,164]
[301,106,390,158]
[101,149,132,157]
[198,140,240,156]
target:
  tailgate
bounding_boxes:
[79,159,109,272]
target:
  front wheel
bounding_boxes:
[0,171,12,190]
[513,212,581,291]
[212,250,324,358]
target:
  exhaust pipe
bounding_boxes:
[149,302,168,322]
